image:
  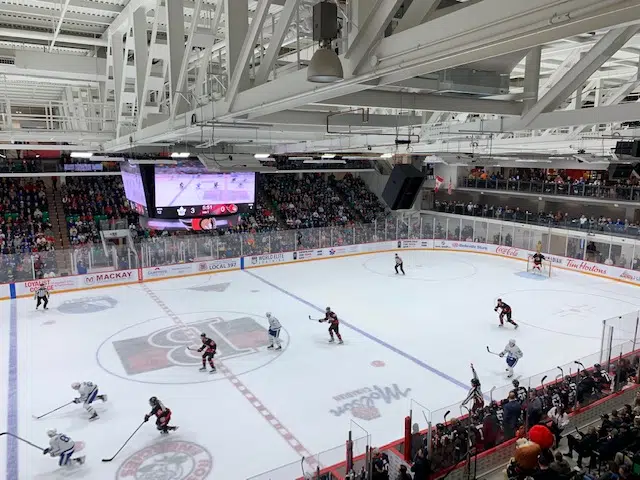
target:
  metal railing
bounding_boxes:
[459,177,640,202]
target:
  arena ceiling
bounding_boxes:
[0,0,640,164]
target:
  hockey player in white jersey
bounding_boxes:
[43,429,85,467]
[499,339,523,378]
[71,381,107,421]
[266,312,282,350]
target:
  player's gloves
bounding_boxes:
[144,415,150,422]
[318,319,322,323]
[73,398,81,404]
[494,307,498,312]
[42,448,50,455]
[499,353,504,358]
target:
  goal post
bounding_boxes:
[526,255,552,277]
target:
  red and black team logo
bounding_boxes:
[112,316,270,375]
[116,440,212,480]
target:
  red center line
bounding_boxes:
[141,284,318,471]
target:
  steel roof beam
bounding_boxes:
[516,25,640,129]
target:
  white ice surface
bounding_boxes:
[5,250,640,479]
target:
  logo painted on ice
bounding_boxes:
[115,440,213,480]
[496,246,519,257]
[329,384,411,421]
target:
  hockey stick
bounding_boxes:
[443,410,451,425]
[32,401,74,420]
[486,346,501,356]
[0,432,46,451]
[101,421,145,462]
[575,361,585,369]
[540,375,547,388]
[300,456,305,478]
[557,366,564,377]
[308,315,323,322]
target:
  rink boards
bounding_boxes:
[0,238,638,300]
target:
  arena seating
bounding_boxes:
[433,200,640,240]
[461,168,640,201]
[331,173,387,223]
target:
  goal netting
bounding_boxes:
[526,255,552,277]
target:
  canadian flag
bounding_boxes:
[434,176,444,192]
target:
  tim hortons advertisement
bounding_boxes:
[247,252,294,267]
[196,258,240,273]
[143,263,194,279]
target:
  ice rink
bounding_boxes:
[2,250,640,479]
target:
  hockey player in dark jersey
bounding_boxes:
[144,397,178,434]
[511,379,528,403]
[461,363,484,412]
[320,307,343,344]
[197,333,217,373]
[495,299,518,328]
[531,252,545,272]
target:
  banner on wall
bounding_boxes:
[143,263,194,279]
[247,252,294,267]
[196,258,240,272]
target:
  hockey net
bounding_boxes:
[526,255,552,277]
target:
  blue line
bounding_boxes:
[7,299,18,480]
[244,270,470,391]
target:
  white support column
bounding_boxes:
[345,0,405,75]
[226,0,272,107]
[171,0,203,120]
[593,78,604,107]
[394,0,440,34]
[224,0,249,94]
[166,0,186,111]
[137,0,163,130]
[111,32,125,123]
[522,46,541,113]
[254,0,300,86]
[195,2,224,98]
[518,26,640,129]
[132,6,148,115]
[49,0,71,52]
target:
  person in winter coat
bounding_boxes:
[482,407,500,449]
[527,390,544,426]
[396,465,413,480]
[411,446,431,480]
[503,392,522,440]
[550,450,572,475]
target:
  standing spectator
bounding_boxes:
[503,392,522,440]
[410,446,430,480]
[550,450,571,475]
[527,390,544,427]
[547,404,569,446]
[372,449,389,480]
[396,464,412,480]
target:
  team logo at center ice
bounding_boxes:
[329,384,411,421]
[112,316,271,375]
[115,440,212,480]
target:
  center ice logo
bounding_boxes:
[112,316,270,375]
[115,440,212,480]
[329,384,411,421]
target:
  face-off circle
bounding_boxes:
[115,440,213,480]
[96,309,289,385]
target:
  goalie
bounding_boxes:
[530,252,546,274]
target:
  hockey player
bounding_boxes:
[495,299,518,329]
[144,397,178,434]
[461,363,484,412]
[266,312,282,350]
[320,307,343,344]
[499,339,523,378]
[531,252,546,273]
[71,381,107,421]
[511,379,528,403]
[43,429,85,467]
[394,254,405,275]
[34,283,49,310]
[197,333,216,373]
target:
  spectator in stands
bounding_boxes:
[396,464,412,480]
[372,449,390,480]
[534,451,559,480]
[564,426,597,468]
[547,404,569,446]
[410,446,430,480]
[549,451,571,475]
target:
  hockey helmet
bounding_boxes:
[266,312,272,318]
[200,333,207,338]
[47,428,57,438]
[71,382,81,390]
[497,298,502,303]
[508,339,516,346]
[512,379,519,388]
[149,396,158,406]
[594,363,601,370]
[326,307,331,312]
[471,377,480,387]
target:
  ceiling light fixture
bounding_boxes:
[380,153,393,159]
[70,152,94,158]
[254,153,272,159]
[307,2,343,83]
[303,159,346,164]
[321,153,336,159]
[170,152,190,158]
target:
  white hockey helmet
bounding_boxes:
[71,382,81,390]
[266,312,272,318]
[509,339,516,346]
[46,428,57,438]
[326,306,331,312]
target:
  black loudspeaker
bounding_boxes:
[382,164,425,210]
[312,2,338,41]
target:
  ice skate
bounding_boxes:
[199,366,207,372]
[275,345,282,350]
[99,394,107,402]
[328,337,335,343]
[74,456,86,465]
[338,339,344,345]
[267,345,274,349]
[210,367,216,374]
[89,412,99,421]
